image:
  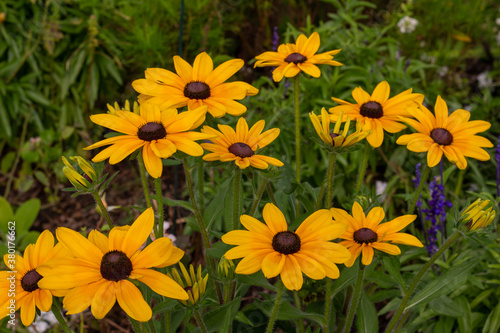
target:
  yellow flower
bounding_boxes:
[169,263,208,306]
[106,100,139,115]
[396,96,493,169]
[332,202,423,267]
[329,81,424,148]
[84,103,211,178]
[201,117,284,169]
[132,52,258,118]
[309,108,370,149]
[62,156,96,189]
[37,208,188,322]
[222,203,351,291]
[0,231,67,326]
[254,32,342,82]
[461,199,496,231]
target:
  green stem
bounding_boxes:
[355,141,371,194]
[408,164,431,215]
[341,263,365,333]
[266,281,285,333]
[193,310,208,333]
[198,160,205,217]
[266,182,278,206]
[138,155,152,208]
[323,279,332,332]
[294,76,301,218]
[315,180,327,210]
[154,177,164,240]
[148,318,157,333]
[52,298,73,333]
[454,168,465,197]
[223,281,232,305]
[233,167,242,230]
[250,178,267,216]
[183,157,223,304]
[325,153,337,208]
[294,291,305,333]
[384,231,462,333]
[91,191,114,229]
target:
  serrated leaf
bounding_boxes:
[406,260,476,310]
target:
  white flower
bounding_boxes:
[477,72,493,89]
[495,17,500,25]
[496,31,500,47]
[437,66,449,77]
[397,16,419,33]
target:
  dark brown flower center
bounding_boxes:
[228,142,254,158]
[21,269,43,292]
[430,128,453,146]
[353,228,378,244]
[184,81,211,100]
[360,101,383,119]
[285,52,307,64]
[272,231,301,255]
[137,122,167,142]
[100,250,133,282]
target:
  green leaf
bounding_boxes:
[203,177,231,231]
[456,296,472,333]
[0,197,14,234]
[195,297,241,333]
[1,151,15,173]
[382,255,406,289]
[152,299,178,315]
[483,301,500,333]
[19,231,41,250]
[237,271,276,291]
[331,265,357,294]
[234,311,254,326]
[406,260,476,310]
[356,291,378,333]
[34,171,50,187]
[428,296,464,317]
[205,241,231,259]
[14,198,41,234]
[260,299,326,326]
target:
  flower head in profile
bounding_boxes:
[461,199,496,231]
[254,32,342,82]
[396,96,493,169]
[329,81,424,148]
[201,117,283,169]
[222,203,351,291]
[84,103,211,178]
[132,52,258,118]
[0,231,67,326]
[169,263,208,306]
[309,108,370,151]
[332,202,423,267]
[37,208,188,322]
[62,156,97,190]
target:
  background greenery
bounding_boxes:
[1,0,499,332]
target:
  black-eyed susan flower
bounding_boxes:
[62,156,96,189]
[461,199,496,231]
[222,203,351,291]
[254,32,342,82]
[309,108,370,151]
[169,263,208,306]
[329,81,424,148]
[332,202,423,267]
[201,117,283,169]
[84,102,212,178]
[132,52,258,118]
[0,231,67,326]
[396,96,493,169]
[37,208,188,322]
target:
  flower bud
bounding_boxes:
[461,199,496,231]
[169,263,208,306]
[218,257,235,280]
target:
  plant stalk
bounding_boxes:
[138,155,152,208]
[355,141,371,194]
[294,76,301,217]
[154,177,164,239]
[341,262,365,333]
[408,164,430,215]
[266,281,285,333]
[384,231,462,332]
[91,191,114,229]
[325,153,337,208]
[52,298,73,333]
[233,167,242,230]
[193,310,208,333]
[250,177,267,216]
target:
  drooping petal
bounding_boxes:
[90,281,117,319]
[116,280,152,322]
[280,255,303,291]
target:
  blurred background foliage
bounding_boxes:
[1,0,500,331]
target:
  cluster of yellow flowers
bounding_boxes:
[1,31,496,327]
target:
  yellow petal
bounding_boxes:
[132,237,173,269]
[116,280,152,322]
[361,245,374,265]
[121,207,154,257]
[143,144,163,178]
[135,268,189,300]
[192,52,213,82]
[371,81,390,104]
[371,242,401,255]
[263,203,288,234]
[55,227,103,263]
[280,255,303,291]
[20,295,36,326]
[90,281,116,319]
[63,279,108,315]
[261,252,286,278]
